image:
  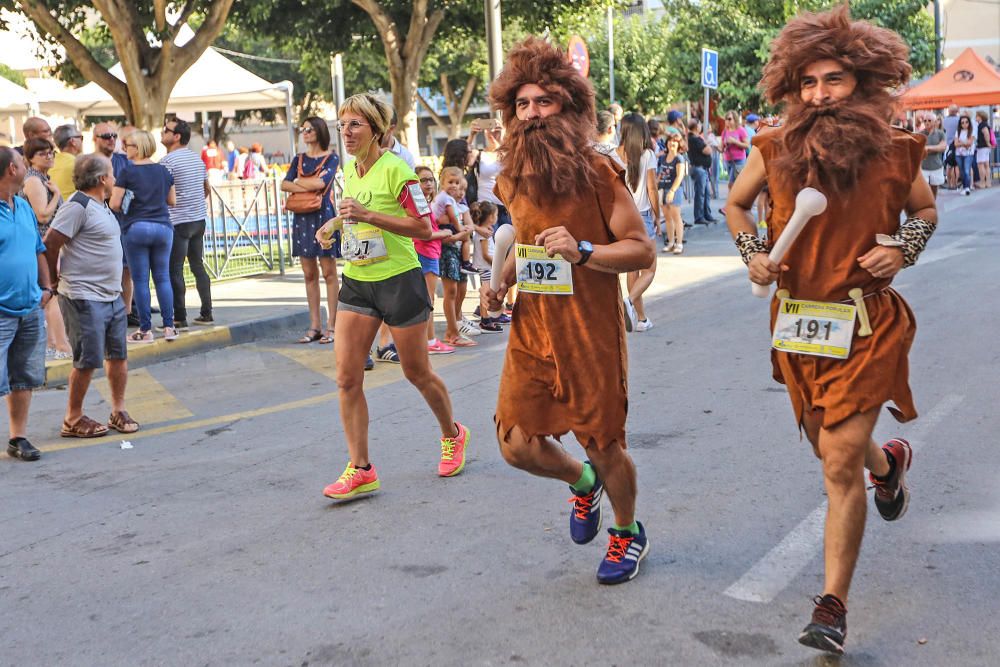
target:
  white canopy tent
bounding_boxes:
[0,76,38,145]
[35,25,295,154]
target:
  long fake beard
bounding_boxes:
[774,93,895,192]
[498,113,597,200]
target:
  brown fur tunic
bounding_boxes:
[755,126,926,428]
[494,151,629,449]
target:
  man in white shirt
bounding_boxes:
[381,109,416,169]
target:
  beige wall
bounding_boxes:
[942,0,1000,63]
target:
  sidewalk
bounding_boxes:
[44,191,733,387]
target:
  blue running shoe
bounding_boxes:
[597,521,649,585]
[568,473,604,545]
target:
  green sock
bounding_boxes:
[570,462,596,494]
[613,521,640,535]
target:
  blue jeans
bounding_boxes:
[124,221,174,331]
[956,154,974,189]
[690,165,713,222]
[0,306,46,397]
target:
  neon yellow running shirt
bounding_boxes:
[341,151,423,282]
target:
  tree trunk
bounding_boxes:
[352,0,445,155]
[15,0,234,129]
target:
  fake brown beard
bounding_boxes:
[498,113,598,201]
[773,93,895,193]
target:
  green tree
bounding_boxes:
[658,0,934,115]
[235,0,610,150]
[1,1,236,129]
[587,13,678,115]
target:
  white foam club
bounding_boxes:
[489,224,516,318]
[751,187,828,298]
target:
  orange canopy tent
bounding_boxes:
[900,48,1000,109]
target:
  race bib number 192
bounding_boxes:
[515,243,573,295]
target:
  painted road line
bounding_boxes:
[94,367,194,425]
[723,393,964,603]
[32,350,478,456]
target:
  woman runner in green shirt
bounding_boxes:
[316,94,470,499]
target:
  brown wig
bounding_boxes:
[759,4,911,191]
[488,36,598,200]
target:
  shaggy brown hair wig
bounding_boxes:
[759,4,911,191]
[488,37,598,200]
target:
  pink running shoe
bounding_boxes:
[323,462,380,499]
[438,422,470,477]
[427,340,456,355]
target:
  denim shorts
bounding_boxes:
[640,209,657,239]
[417,253,440,276]
[59,296,128,370]
[0,307,46,397]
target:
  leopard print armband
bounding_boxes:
[892,217,936,268]
[735,232,768,266]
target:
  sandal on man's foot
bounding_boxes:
[61,416,110,438]
[318,329,335,344]
[298,329,322,344]
[108,410,140,434]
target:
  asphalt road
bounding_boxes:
[2,187,998,666]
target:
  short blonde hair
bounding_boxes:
[339,93,392,143]
[439,166,464,183]
[127,130,157,159]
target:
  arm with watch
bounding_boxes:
[533,181,655,274]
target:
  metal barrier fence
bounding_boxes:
[186,173,345,285]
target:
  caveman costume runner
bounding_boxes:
[726,6,937,656]
[482,37,656,584]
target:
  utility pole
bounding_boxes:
[933,0,942,72]
[607,5,615,104]
[330,53,346,160]
[484,0,503,119]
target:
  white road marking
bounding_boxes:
[723,393,964,603]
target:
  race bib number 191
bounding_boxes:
[515,243,573,295]
[772,298,857,360]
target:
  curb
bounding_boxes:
[44,309,312,389]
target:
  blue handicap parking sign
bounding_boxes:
[702,48,718,89]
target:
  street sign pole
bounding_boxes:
[701,48,718,135]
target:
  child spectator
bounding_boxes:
[432,167,478,344]
[470,201,503,333]
[414,166,459,353]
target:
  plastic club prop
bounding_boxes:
[848,288,873,337]
[489,224,516,318]
[752,187,828,298]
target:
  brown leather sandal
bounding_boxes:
[108,410,140,434]
[61,415,110,438]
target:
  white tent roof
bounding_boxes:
[36,25,289,117]
[0,76,37,113]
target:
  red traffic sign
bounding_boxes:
[568,35,589,78]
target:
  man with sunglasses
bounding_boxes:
[160,118,213,329]
[91,122,134,324]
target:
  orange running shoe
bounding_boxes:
[323,462,380,499]
[438,422,470,477]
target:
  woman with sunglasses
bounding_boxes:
[314,94,469,500]
[21,137,72,359]
[282,116,340,344]
[111,130,177,343]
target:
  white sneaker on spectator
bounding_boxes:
[459,319,482,336]
[623,298,638,332]
[636,318,654,332]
